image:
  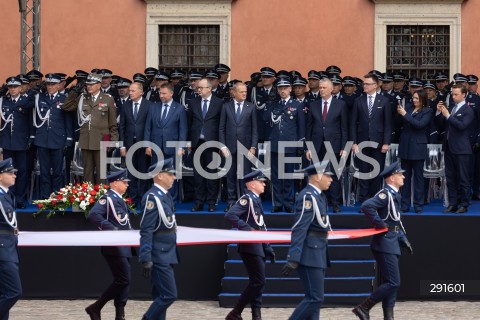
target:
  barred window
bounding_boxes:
[158,25,220,73]
[387,25,449,80]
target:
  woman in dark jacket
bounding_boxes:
[397,90,434,213]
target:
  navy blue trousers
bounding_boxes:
[144,263,177,320]
[37,147,64,199]
[289,265,325,320]
[0,261,22,320]
[400,158,425,212]
[238,253,265,308]
[371,251,400,308]
[127,147,150,204]
[271,152,295,209]
[100,255,131,308]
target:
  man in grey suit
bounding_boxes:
[306,78,348,212]
[219,82,258,211]
[119,82,151,205]
[144,83,188,203]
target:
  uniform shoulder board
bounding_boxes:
[146,200,155,209]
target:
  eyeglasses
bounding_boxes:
[363,83,376,86]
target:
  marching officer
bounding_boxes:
[62,73,119,183]
[282,161,334,320]
[0,76,34,208]
[265,78,306,212]
[139,158,179,320]
[33,73,74,198]
[224,170,275,320]
[86,168,133,320]
[353,160,413,320]
[0,158,22,320]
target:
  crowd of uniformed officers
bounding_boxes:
[1,64,479,215]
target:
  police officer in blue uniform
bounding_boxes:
[305,70,322,101]
[254,67,279,143]
[33,73,74,198]
[86,168,133,320]
[139,159,178,320]
[265,78,306,212]
[224,170,275,320]
[0,158,22,320]
[282,161,334,320]
[353,161,413,320]
[179,70,203,111]
[0,77,34,208]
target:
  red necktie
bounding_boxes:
[322,101,328,122]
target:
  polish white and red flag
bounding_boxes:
[17,226,387,247]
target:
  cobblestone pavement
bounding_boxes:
[10,300,480,319]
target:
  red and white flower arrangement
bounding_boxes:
[33,182,135,217]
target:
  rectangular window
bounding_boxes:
[386,25,449,80]
[158,25,220,72]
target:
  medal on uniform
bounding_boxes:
[18,107,22,112]
[290,116,294,119]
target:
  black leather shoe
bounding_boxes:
[208,204,216,212]
[285,207,294,213]
[224,203,233,212]
[85,304,101,320]
[271,206,282,213]
[333,205,341,213]
[442,205,457,213]
[456,206,468,214]
[17,201,26,209]
[191,203,204,212]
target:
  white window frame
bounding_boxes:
[373,0,464,75]
[145,0,232,68]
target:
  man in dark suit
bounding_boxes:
[188,78,224,212]
[436,84,475,213]
[306,78,348,212]
[350,73,392,201]
[119,82,151,205]
[282,161,334,320]
[86,169,133,320]
[219,82,258,211]
[144,83,187,203]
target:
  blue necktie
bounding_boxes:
[133,102,139,120]
[202,99,208,118]
[235,102,242,123]
[161,104,169,122]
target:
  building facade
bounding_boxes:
[1,0,479,82]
